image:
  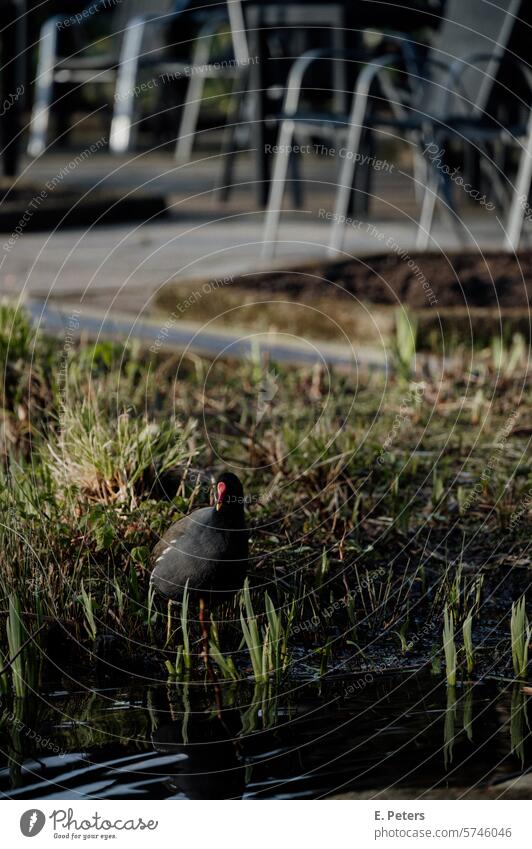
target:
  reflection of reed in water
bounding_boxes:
[0,686,156,786]
[463,685,474,743]
[510,685,530,767]
[152,708,243,798]
[443,687,458,769]
[154,680,281,798]
[240,683,279,735]
[2,698,25,789]
[445,684,481,767]
[53,691,153,752]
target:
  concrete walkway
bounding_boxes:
[1,150,512,359]
[29,299,386,369]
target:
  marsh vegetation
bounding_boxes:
[0,302,529,700]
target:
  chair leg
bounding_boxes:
[328,125,365,254]
[418,162,471,250]
[110,17,146,154]
[350,128,372,216]
[412,141,428,205]
[27,17,59,157]
[505,111,532,252]
[327,56,399,254]
[478,143,508,210]
[175,18,221,163]
[218,120,240,202]
[217,74,249,202]
[175,72,207,163]
[416,168,440,250]
[262,119,296,257]
[289,148,304,208]
[328,95,371,254]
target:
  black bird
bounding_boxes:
[150,471,249,607]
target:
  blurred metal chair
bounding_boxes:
[175,0,249,161]
[221,1,350,207]
[418,50,532,253]
[406,0,526,250]
[261,32,415,255]
[110,0,249,159]
[27,0,178,156]
[28,0,247,159]
[262,0,524,255]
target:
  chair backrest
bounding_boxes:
[110,0,179,32]
[108,0,242,57]
[82,0,183,53]
[418,0,522,119]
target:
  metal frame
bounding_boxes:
[110,0,250,159]
[110,12,228,156]
[264,49,532,256]
[505,109,532,251]
[262,2,526,255]
[175,0,249,162]
[27,16,62,157]
[413,52,532,251]
[262,37,416,256]
[330,50,502,254]
[28,1,249,161]
[28,3,136,158]
[243,1,347,207]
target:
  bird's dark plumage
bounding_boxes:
[150,472,248,603]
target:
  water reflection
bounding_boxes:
[443,687,458,768]
[150,682,281,798]
[0,674,530,800]
[509,685,530,767]
[463,685,474,742]
[153,711,245,799]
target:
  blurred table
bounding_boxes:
[244,1,348,206]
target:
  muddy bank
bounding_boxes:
[231,252,532,310]
[155,251,532,350]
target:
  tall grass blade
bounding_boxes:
[80,581,97,642]
[180,582,191,670]
[443,606,457,687]
[463,611,474,675]
[510,596,530,679]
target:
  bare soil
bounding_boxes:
[156,252,532,349]
[232,252,532,310]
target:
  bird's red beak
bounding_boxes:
[216,481,227,511]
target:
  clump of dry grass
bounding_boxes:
[48,399,199,508]
[0,301,54,458]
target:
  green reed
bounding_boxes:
[443,607,457,687]
[510,596,530,679]
[462,610,474,675]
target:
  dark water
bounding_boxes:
[1,673,530,799]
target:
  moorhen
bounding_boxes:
[150,471,249,608]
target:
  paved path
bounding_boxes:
[1,150,511,362]
[28,299,387,370]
